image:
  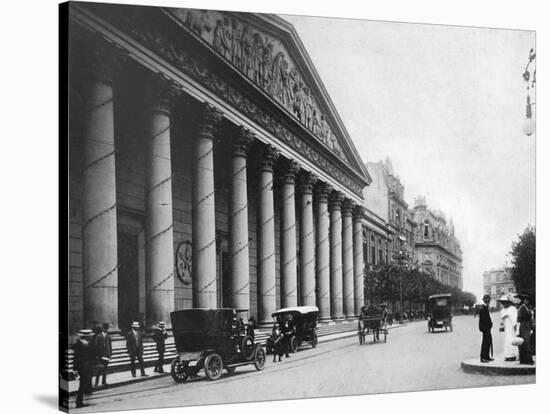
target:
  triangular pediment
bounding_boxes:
[166,8,369,184]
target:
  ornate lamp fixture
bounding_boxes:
[522,48,536,136]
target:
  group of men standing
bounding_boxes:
[478,292,535,365]
[72,321,168,408]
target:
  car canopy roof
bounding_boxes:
[272,305,319,316]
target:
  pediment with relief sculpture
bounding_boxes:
[167,8,367,177]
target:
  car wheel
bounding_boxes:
[254,347,266,371]
[241,335,255,361]
[171,359,189,383]
[204,353,223,381]
[311,333,318,348]
[290,336,298,353]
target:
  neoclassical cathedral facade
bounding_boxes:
[66,2,371,334]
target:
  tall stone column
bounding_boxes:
[229,127,253,310]
[280,159,300,308]
[342,199,355,319]
[80,45,119,329]
[144,78,176,327]
[353,205,365,315]
[257,145,279,325]
[315,182,331,321]
[192,103,222,308]
[329,191,344,320]
[299,171,317,306]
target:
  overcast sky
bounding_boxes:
[283,14,535,299]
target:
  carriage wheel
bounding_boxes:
[311,332,318,348]
[254,347,266,371]
[170,359,189,383]
[241,335,255,361]
[290,336,298,353]
[204,353,223,381]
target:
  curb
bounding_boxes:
[461,359,536,376]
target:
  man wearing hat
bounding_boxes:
[152,321,168,373]
[516,293,534,364]
[126,322,147,377]
[93,322,112,386]
[73,329,95,408]
[479,294,493,363]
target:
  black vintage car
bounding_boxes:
[267,306,319,353]
[427,294,453,332]
[169,308,266,382]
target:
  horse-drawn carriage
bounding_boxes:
[358,304,388,344]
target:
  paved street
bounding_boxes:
[75,314,534,412]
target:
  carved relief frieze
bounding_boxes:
[168,8,344,158]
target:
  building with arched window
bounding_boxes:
[412,196,463,289]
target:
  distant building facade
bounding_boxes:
[483,268,515,308]
[362,158,416,269]
[412,196,463,289]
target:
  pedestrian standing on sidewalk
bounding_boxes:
[499,294,518,362]
[126,321,147,377]
[479,294,493,363]
[152,321,168,373]
[93,322,112,386]
[73,329,95,408]
[516,293,534,365]
[282,320,293,357]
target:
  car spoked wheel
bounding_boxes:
[171,359,189,383]
[290,336,298,353]
[254,347,266,371]
[311,333,318,348]
[241,335,255,361]
[204,353,223,381]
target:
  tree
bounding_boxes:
[509,226,536,303]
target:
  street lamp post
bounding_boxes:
[522,48,536,136]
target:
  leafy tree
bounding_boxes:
[509,226,536,304]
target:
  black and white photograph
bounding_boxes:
[3,0,546,413]
[57,0,540,412]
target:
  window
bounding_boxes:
[423,221,430,238]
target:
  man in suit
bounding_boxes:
[479,294,494,363]
[126,321,147,377]
[151,321,168,373]
[73,329,95,408]
[93,322,112,386]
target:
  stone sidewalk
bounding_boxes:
[461,356,536,375]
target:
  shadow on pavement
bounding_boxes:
[34,395,58,409]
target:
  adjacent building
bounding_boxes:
[67,3,371,334]
[412,196,463,289]
[483,268,515,308]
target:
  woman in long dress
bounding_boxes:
[499,295,518,361]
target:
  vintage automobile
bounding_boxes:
[266,306,319,353]
[169,308,266,383]
[427,293,453,332]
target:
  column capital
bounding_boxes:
[260,145,280,172]
[280,158,301,184]
[342,198,354,216]
[147,73,180,116]
[73,38,124,86]
[298,171,318,195]
[353,204,365,221]
[314,181,332,203]
[232,126,254,157]
[199,102,223,127]
[329,191,344,211]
